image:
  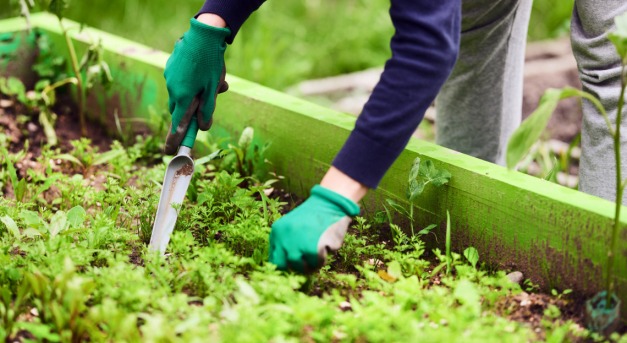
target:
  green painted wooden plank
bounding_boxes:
[2,13,626,319]
[0,16,30,32]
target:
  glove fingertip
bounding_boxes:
[218,81,229,94]
[269,245,288,271]
[286,252,306,274]
[303,252,323,274]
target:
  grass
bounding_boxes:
[1,0,574,90]
[528,0,575,42]
[61,0,393,90]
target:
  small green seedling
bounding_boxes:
[383,157,451,235]
[52,138,125,173]
[205,127,271,183]
[1,206,86,241]
[551,288,573,300]
[1,76,78,146]
[1,145,27,202]
[463,246,479,270]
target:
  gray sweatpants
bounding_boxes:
[572,1,627,204]
[435,0,627,204]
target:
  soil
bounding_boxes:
[0,91,116,204]
[1,92,114,191]
[522,38,583,144]
[2,93,113,157]
[175,163,194,177]
[496,291,587,340]
[128,243,145,267]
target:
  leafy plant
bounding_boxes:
[463,246,479,270]
[1,205,85,241]
[506,88,603,170]
[215,127,271,182]
[551,288,573,300]
[25,258,97,341]
[0,76,78,145]
[0,280,31,340]
[383,157,451,235]
[0,145,27,202]
[514,139,579,188]
[52,138,125,173]
[12,0,113,138]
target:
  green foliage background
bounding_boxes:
[1,0,575,90]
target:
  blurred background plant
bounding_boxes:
[2,0,575,91]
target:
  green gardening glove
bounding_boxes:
[269,185,361,273]
[163,18,231,154]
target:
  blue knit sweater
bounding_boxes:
[199,0,461,188]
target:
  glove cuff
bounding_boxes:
[311,185,360,217]
[187,18,231,44]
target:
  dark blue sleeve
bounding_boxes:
[198,0,266,43]
[333,0,461,189]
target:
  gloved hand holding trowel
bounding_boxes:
[150,14,231,253]
[157,0,462,273]
[163,15,230,155]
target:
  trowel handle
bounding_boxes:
[181,116,199,149]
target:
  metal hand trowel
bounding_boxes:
[149,100,200,254]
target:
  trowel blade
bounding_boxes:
[149,149,195,254]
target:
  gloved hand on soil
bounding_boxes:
[269,185,361,273]
[163,18,231,154]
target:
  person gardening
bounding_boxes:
[163,0,627,273]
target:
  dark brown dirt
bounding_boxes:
[266,187,303,215]
[496,291,586,341]
[128,243,145,267]
[10,245,27,257]
[522,38,583,144]
[0,92,114,188]
[175,163,194,177]
[502,292,626,340]
[2,93,112,157]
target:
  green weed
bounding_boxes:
[382,157,451,235]
[5,1,113,140]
